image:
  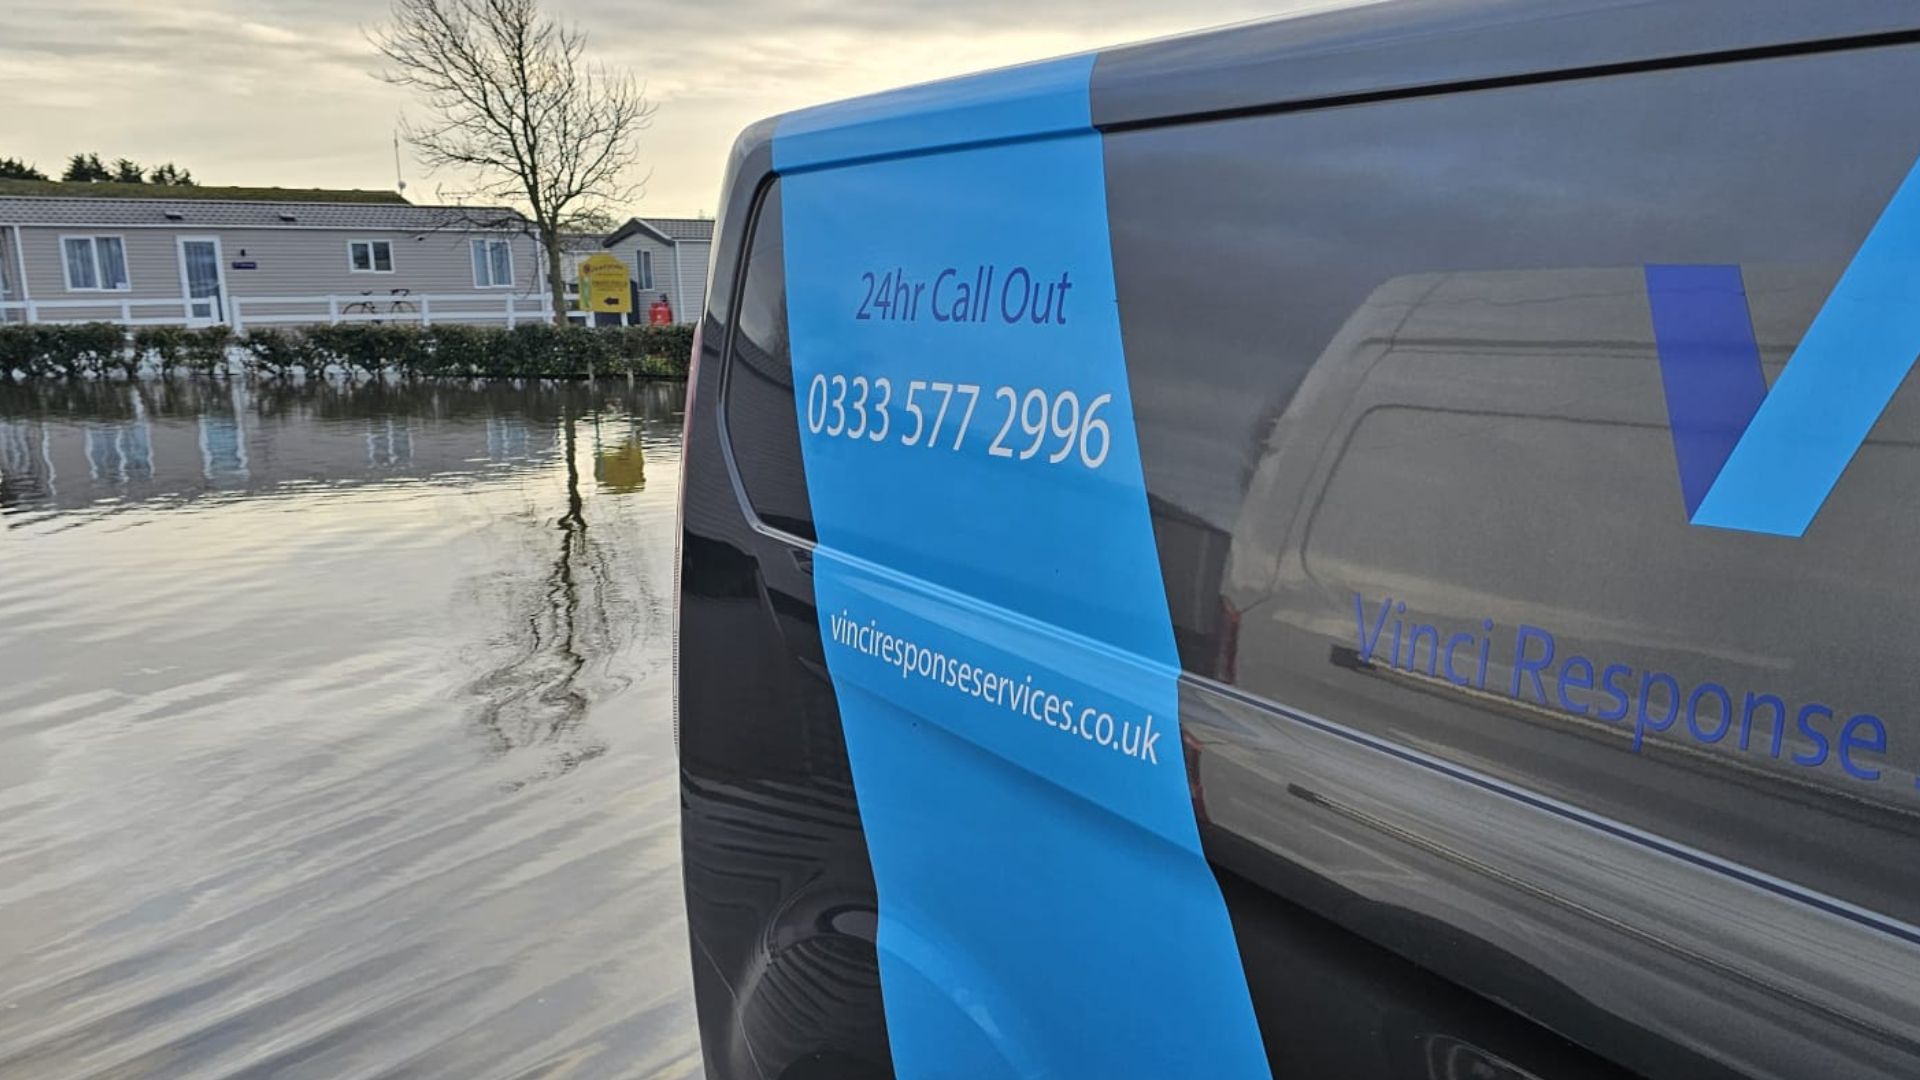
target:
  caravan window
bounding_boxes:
[348,239,394,273]
[470,238,514,288]
[61,236,129,291]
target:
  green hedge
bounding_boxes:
[0,323,126,380]
[0,322,696,381]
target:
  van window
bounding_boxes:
[724,182,814,540]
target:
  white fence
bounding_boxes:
[0,297,207,327]
[0,292,554,332]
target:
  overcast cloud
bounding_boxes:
[0,0,1324,217]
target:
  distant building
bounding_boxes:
[600,216,713,326]
[0,184,547,330]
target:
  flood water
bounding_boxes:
[0,377,701,1079]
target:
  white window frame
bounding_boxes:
[637,248,655,290]
[60,234,131,292]
[348,239,394,274]
[471,237,515,288]
[0,227,16,302]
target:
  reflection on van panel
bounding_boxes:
[1236,267,1920,893]
[1205,266,1920,1077]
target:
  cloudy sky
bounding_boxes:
[1,0,1324,218]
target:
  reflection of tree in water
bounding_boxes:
[462,399,637,786]
[2,376,678,760]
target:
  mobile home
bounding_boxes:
[0,190,547,329]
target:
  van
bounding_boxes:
[675,2,1920,1076]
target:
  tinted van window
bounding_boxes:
[723,182,814,540]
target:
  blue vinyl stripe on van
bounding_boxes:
[775,57,1271,1079]
[776,57,1093,171]
[1687,154,1920,537]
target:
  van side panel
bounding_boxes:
[688,10,1920,1079]
[1099,40,1920,1080]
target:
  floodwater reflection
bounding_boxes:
[0,377,700,1079]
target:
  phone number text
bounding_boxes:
[803,374,1113,469]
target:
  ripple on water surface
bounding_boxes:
[0,377,700,1080]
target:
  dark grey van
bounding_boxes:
[676,3,1920,1076]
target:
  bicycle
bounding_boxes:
[339,288,417,324]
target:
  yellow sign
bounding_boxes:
[578,253,632,314]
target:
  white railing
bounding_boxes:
[0,296,210,327]
[0,292,554,331]
[231,292,553,332]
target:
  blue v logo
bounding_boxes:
[1646,160,1920,538]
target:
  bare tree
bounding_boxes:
[372,0,653,324]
